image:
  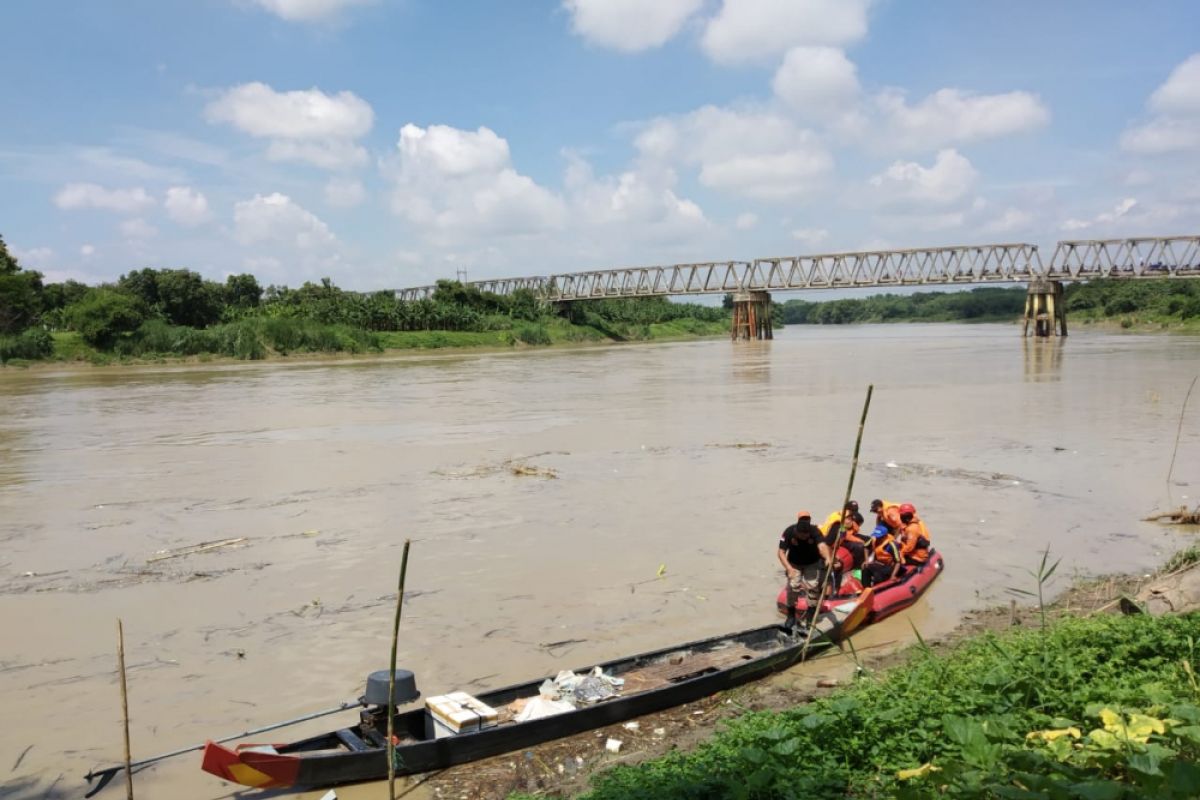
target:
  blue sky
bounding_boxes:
[2,0,1198,290]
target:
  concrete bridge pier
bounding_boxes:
[731,291,773,340]
[1023,279,1067,337]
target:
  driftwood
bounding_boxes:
[1120,562,1200,616]
[1142,506,1200,525]
[146,538,247,564]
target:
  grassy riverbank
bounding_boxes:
[499,555,1200,800]
[0,316,729,368]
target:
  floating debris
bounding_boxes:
[147,537,248,564]
[1144,506,1200,525]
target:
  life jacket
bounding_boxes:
[875,500,899,528]
[872,533,901,566]
[899,516,931,564]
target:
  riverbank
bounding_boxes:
[0,317,729,369]
[401,549,1200,800]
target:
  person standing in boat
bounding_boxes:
[862,525,902,587]
[896,503,932,566]
[778,511,833,633]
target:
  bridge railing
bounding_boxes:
[393,235,1200,301]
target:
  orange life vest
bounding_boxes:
[872,533,901,566]
[899,516,931,564]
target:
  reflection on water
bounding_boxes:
[1023,337,1065,382]
[1,324,1199,799]
[731,340,772,384]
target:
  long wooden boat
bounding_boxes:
[777,550,944,624]
[202,593,870,790]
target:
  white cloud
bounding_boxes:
[80,244,95,257]
[867,149,978,205]
[735,212,758,230]
[11,246,54,269]
[206,82,374,169]
[564,155,708,243]
[389,124,567,238]
[266,139,368,169]
[1061,198,1138,232]
[1121,120,1200,155]
[1149,53,1200,116]
[164,186,212,226]
[873,88,1049,151]
[791,227,829,247]
[207,83,373,140]
[325,177,367,208]
[563,0,702,52]
[233,193,336,248]
[1122,54,1200,155]
[120,218,158,239]
[76,147,187,183]
[981,208,1034,234]
[636,106,833,201]
[248,0,373,22]
[772,46,860,119]
[54,183,156,213]
[701,0,870,65]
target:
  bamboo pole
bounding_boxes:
[387,539,412,800]
[117,620,133,800]
[801,385,873,662]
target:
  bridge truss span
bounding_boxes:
[392,235,1200,302]
[1045,236,1200,279]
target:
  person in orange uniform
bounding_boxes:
[896,502,932,565]
[821,501,866,578]
[862,525,902,587]
[870,499,902,533]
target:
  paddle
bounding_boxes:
[84,699,363,797]
[800,384,873,661]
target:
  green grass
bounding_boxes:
[1165,546,1200,574]
[575,612,1200,800]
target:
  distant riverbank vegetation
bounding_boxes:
[780,280,1200,328]
[0,235,726,365]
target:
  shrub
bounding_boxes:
[0,327,53,363]
[514,323,552,345]
[64,290,147,348]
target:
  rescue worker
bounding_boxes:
[822,503,867,576]
[777,511,833,633]
[862,524,902,587]
[896,502,932,566]
[870,498,902,534]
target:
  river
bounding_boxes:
[1,323,1198,799]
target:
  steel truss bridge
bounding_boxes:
[394,236,1200,303]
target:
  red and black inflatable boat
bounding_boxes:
[776,551,944,625]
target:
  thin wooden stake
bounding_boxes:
[117,619,133,800]
[388,539,412,800]
[802,384,873,662]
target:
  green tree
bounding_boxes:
[224,273,263,310]
[155,269,223,327]
[65,289,147,348]
[117,268,161,308]
[0,235,45,334]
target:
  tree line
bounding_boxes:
[777,280,1200,326]
[0,233,725,363]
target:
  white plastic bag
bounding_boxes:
[514,696,576,722]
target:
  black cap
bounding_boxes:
[845,500,859,513]
[870,499,883,512]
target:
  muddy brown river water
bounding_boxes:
[2,323,1199,800]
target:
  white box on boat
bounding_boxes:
[425,692,497,735]
[445,691,498,728]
